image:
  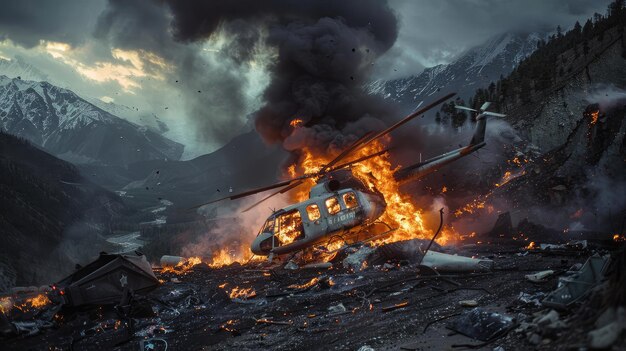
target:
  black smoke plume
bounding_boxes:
[164,0,399,155]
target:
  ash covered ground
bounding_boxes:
[2,232,624,351]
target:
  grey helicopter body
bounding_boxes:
[193,94,505,258]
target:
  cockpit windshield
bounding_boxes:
[258,217,275,236]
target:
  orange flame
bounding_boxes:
[288,277,319,290]
[290,118,304,128]
[288,139,456,246]
[229,287,256,300]
[161,256,202,274]
[589,110,599,125]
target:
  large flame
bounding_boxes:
[287,138,456,246]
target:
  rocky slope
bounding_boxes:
[0,76,183,166]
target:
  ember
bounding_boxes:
[288,277,319,290]
[589,110,599,124]
[229,287,256,300]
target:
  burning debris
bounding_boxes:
[2,231,625,350]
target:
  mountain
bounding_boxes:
[0,75,184,166]
[86,97,171,135]
[368,32,547,110]
[0,56,49,83]
[461,8,626,232]
[0,131,128,289]
[78,130,289,212]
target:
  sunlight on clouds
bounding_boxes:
[41,40,172,92]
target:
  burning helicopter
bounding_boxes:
[192,94,505,257]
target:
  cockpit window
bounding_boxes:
[325,196,341,215]
[343,192,358,209]
[276,210,304,245]
[259,218,275,236]
[306,204,321,221]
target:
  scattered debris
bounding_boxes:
[448,308,515,342]
[525,270,555,283]
[543,254,610,309]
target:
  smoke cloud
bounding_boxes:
[162,0,399,156]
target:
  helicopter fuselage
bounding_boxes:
[251,186,386,256]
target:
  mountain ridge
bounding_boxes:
[0,75,184,166]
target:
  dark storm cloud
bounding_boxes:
[375,0,612,79]
[93,0,254,145]
[0,0,105,47]
[162,0,399,154]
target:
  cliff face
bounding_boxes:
[509,27,626,153]
[495,27,626,231]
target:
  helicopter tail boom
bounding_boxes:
[393,103,505,183]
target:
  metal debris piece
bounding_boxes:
[543,254,610,309]
[302,262,332,270]
[160,255,184,267]
[448,308,514,342]
[459,300,479,307]
[421,251,493,272]
[55,252,159,307]
[382,301,409,312]
[525,270,555,283]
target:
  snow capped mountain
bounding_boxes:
[0,75,184,166]
[0,56,50,83]
[368,31,547,109]
[87,97,170,135]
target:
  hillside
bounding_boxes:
[0,75,184,166]
[461,3,626,232]
[0,131,128,290]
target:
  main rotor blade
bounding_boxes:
[319,131,374,173]
[356,92,456,152]
[480,102,491,111]
[187,179,295,210]
[454,105,477,112]
[483,111,506,118]
[327,148,389,172]
[321,93,455,174]
[242,180,304,213]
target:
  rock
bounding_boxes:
[284,260,299,270]
[595,307,616,328]
[588,321,623,349]
[535,310,559,326]
[528,333,541,345]
[328,303,347,314]
[487,212,513,238]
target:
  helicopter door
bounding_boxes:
[275,209,305,246]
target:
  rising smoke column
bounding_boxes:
[164,0,399,156]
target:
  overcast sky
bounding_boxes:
[0,0,612,157]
